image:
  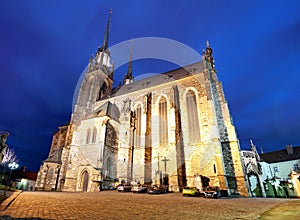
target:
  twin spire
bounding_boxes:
[123,43,134,84]
[96,9,134,84]
[101,9,112,52]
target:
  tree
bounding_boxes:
[1,148,18,167]
[1,148,19,185]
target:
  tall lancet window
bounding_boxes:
[159,96,168,147]
[48,168,54,182]
[86,128,91,144]
[92,127,97,143]
[135,105,142,147]
[107,157,112,178]
[186,90,200,144]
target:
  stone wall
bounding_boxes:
[39,61,248,196]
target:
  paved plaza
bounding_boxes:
[0,191,299,219]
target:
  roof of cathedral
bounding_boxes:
[112,61,205,97]
[94,101,120,122]
[44,147,63,164]
[260,145,300,163]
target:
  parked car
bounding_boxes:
[107,185,116,190]
[147,185,167,194]
[131,184,148,193]
[182,187,201,197]
[117,183,132,192]
[203,186,221,198]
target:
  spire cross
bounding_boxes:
[161,156,169,174]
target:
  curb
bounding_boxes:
[0,190,22,211]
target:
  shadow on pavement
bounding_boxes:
[0,216,50,220]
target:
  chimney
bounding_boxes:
[286,145,293,155]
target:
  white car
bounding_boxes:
[131,185,148,193]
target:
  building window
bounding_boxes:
[86,128,91,144]
[92,127,97,143]
[273,166,279,172]
[159,96,168,147]
[107,157,112,179]
[186,90,200,144]
[135,105,142,147]
[48,168,54,182]
[294,164,299,171]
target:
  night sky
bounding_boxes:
[1,1,300,171]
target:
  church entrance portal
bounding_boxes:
[81,170,89,192]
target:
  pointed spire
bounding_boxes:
[206,40,210,48]
[127,45,133,77]
[204,40,215,70]
[101,9,112,52]
[123,42,134,84]
[260,146,264,154]
[250,139,260,162]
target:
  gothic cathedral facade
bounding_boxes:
[35,12,248,196]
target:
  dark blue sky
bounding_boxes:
[1,1,300,171]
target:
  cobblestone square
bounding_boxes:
[1,191,299,219]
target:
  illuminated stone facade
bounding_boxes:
[35,14,248,196]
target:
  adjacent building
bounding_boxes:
[241,143,300,197]
[260,145,300,197]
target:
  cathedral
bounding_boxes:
[35,12,248,196]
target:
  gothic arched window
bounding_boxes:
[92,127,97,143]
[186,90,200,144]
[48,168,54,182]
[86,128,91,144]
[135,105,142,147]
[159,96,168,147]
[107,157,112,179]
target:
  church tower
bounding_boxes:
[72,10,114,123]
[123,46,134,84]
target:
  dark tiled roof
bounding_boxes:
[20,171,38,181]
[44,147,63,164]
[13,170,38,181]
[94,101,120,122]
[260,146,300,163]
[111,61,205,97]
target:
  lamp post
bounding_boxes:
[4,161,19,197]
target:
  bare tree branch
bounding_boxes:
[1,148,19,166]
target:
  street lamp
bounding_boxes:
[4,161,19,197]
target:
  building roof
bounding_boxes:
[19,171,38,181]
[111,61,205,97]
[94,101,120,122]
[260,145,300,163]
[44,147,63,164]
